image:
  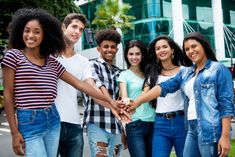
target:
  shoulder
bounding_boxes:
[208,61,227,72]
[75,53,88,60]
[5,49,22,57]
[119,70,129,76]
[48,55,62,66]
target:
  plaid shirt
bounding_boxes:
[82,58,122,134]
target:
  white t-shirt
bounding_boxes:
[185,76,197,120]
[156,75,184,113]
[55,53,92,124]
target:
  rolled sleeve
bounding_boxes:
[217,65,235,118]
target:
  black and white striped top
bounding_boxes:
[2,49,65,109]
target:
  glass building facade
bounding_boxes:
[78,0,235,65]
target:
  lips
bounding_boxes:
[26,39,36,45]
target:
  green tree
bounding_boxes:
[92,0,135,33]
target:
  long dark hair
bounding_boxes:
[183,32,217,62]
[124,40,148,75]
[144,35,191,107]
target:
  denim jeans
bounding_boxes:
[17,104,60,157]
[87,123,122,157]
[125,119,154,157]
[152,115,186,157]
[183,120,219,157]
[57,122,84,157]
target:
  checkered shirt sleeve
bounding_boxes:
[82,58,122,134]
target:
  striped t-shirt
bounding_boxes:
[1,49,65,109]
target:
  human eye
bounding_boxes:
[111,45,117,49]
[23,28,30,33]
[184,47,189,52]
[191,44,197,48]
[162,45,168,49]
[128,52,133,56]
[103,45,109,48]
[155,46,160,51]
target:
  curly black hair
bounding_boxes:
[63,13,88,28]
[8,8,66,58]
[94,29,121,46]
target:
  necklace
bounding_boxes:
[162,66,178,71]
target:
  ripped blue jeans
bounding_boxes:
[87,123,122,157]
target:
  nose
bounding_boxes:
[187,47,194,53]
[75,28,83,35]
[28,31,34,37]
[133,54,138,58]
[107,47,112,51]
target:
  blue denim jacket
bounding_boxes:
[160,60,235,144]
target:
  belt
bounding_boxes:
[156,110,184,120]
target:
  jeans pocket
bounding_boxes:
[125,119,143,132]
[17,110,36,125]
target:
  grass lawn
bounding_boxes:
[170,139,235,157]
[229,139,235,157]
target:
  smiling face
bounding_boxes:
[127,46,142,67]
[63,19,85,45]
[97,40,118,64]
[184,39,208,66]
[23,20,44,50]
[155,39,174,62]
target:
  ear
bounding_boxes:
[62,24,66,32]
[97,46,101,53]
[171,49,174,55]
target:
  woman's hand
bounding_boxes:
[218,134,230,157]
[121,98,131,106]
[12,131,25,156]
[127,100,137,114]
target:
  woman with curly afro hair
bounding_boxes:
[2,8,111,157]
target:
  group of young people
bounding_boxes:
[2,7,234,157]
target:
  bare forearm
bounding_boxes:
[61,71,108,102]
[221,117,231,138]
[135,85,162,107]
[4,95,18,135]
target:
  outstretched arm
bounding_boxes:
[129,85,162,112]
[60,71,108,103]
[84,78,131,122]
[119,82,130,106]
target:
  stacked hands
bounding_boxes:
[110,98,136,124]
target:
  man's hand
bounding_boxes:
[110,100,121,112]
[110,107,131,123]
[119,109,131,123]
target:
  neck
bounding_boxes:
[62,45,75,58]
[129,66,143,74]
[161,60,177,71]
[23,48,42,59]
[195,58,208,72]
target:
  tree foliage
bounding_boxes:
[92,0,135,33]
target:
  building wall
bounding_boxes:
[77,0,235,67]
